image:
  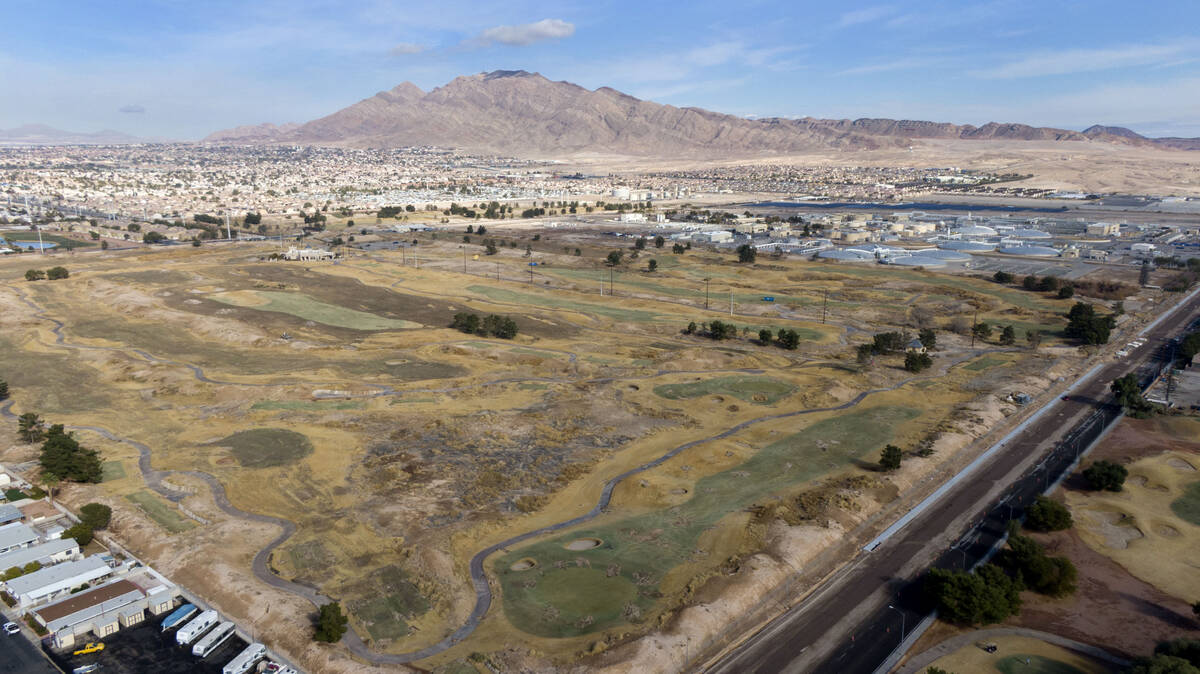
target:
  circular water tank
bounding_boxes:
[951,225,997,237]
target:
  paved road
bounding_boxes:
[707,288,1200,674]
[0,633,60,674]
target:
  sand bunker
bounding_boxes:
[1129,475,1168,492]
[1167,457,1196,472]
[1153,523,1180,537]
[564,538,603,551]
[510,558,538,571]
[1084,509,1144,549]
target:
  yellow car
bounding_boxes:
[72,642,104,656]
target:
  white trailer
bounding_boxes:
[193,620,235,657]
[176,609,218,646]
[223,643,266,674]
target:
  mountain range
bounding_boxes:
[0,124,145,146]
[204,70,1200,157]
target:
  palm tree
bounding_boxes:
[40,472,60,505]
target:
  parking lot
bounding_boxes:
[46,619,250,674]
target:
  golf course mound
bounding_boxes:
[215,428,314,468]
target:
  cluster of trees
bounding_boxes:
[1024,496,1073,532]
[685,319,739,340]
[1083,459,1128,492]
[314,602,348,642]
[38,424,103,484]
[143,232,167,244]
[465,224,488,235]
[1179,330,1200,366]
[377,205,414,219]
[857,330,936,371]
[24,267,69,281]
[1126,639,1200,674]
[879,444,903,471]
[1064,302,1115,345]
[905,351,933,372]
[923,563,1022,625]
[997,529,1077,598]
[62,503,112,547]
[449,312,518,339]
[758,328,803,350]
[736,244,757,263]
[0,377,7,400]
[18,413,44,443]
[2,561,41,581]
[1112,372,1157,417]
[924,525,1078,625]
[993,271,1076,299]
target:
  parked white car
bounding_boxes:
[3,621,20,635]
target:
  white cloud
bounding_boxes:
[389,42,426,56]
[839,57,937,76]
[836,6,893,28]
[474,18,575,47]
[975,42,1198,79]
[118,104,145,114]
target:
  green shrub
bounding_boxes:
[1025,496,1073,532]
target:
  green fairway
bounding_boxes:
[1170,480,1200,526]
[654,376,796,405]
[965,356,1009,371]
[251,400,364,411]
[126,490,195,533]
[213,428,314,468]
[995,654,1087,674]
[211,290,421,330]
[496,404,922,637]
[101,461,126,482]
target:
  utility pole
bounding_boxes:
[528,260,534,284]
[463,248,467,274]
[705,277,710,310]
[609,267,615,296]
[729,289,733,316]
[496,260,500,281]
[822,289,828,324]
[970,308,979,348]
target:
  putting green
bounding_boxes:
[996,654,1087,674]
[654,376,796,405]
[210,290,421,330]
[1170,480,1200,526]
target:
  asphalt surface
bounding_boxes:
[0,632,60,674]
[708,289,1200,674]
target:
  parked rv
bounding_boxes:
[176,609,218,646]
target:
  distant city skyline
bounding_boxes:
[3,0,1199,140]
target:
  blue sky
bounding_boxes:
[3,0,1200,140]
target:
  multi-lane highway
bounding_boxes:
[706,288,1200,674]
